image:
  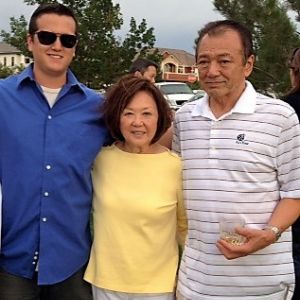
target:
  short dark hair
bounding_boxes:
[129,58,158,74]
[103,75,172,144]
[28,3,78,35]
[195,20,254,64]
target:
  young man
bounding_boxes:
[0,3,108,300]
[129,58,158,83]
[174,20,300,300]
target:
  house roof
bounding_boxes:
[157,47,195,66]
[0,41,21,54]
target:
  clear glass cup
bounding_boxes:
[219,216,246,245]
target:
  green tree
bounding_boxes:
[0,15,29,56]
[285,0,300,21]
[0,64,14,78]
[213,0,300,96]
[0,64,25,78]
[118,17,162,81]
[1,0,159,88]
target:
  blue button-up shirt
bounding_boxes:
[0,65,109,285]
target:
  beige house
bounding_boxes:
[0,41,32,69]
[157,47,198,83]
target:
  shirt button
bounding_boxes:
[48,115,52,119]
[46,165,51,170]
[34,256,38,260]
[44,192,49,197]
[32,262,36,265]
[35,251,39,255]
[42,217,47,222]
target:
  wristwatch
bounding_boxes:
[263,225,282,241]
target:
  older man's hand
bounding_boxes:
[216,227,277,260]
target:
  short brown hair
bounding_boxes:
[102,75,172,144]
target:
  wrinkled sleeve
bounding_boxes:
[176,158,187,246]
[277,110,300,199]
[172,113,181,155]
[177,188,187,247]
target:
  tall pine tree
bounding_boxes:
[213,0,300,95]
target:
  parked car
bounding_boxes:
[189,89,206,102]
[155,82,195,110]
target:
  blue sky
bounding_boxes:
[0,0,223,54]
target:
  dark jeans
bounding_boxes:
[0,266,92,300]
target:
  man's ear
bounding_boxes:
[134,71,143,78]
[26,34,33,52]
[244,54,255,78]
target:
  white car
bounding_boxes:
[155,82,195,110]
[189,89,206,102]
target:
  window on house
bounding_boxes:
[164,63,176,73]
[25,58,30,64]
[11,57,15,66]
[185,67,192,73]
[178,66,184,73]
[3,57,7,66]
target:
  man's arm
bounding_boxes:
[217,198,300,259]
[268,198,300,233]
[158,126,173,149]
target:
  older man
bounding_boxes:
[174,20,300,300]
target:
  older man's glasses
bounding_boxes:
[35,31,78,48]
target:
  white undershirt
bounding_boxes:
[41,85,61,108]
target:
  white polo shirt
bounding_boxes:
[174,81,300,300]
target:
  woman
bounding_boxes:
[284,47,300,300]
[84,75,187,300]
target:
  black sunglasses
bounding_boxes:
[35,31,78,48]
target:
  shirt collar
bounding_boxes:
[191,80,257,120]
[16,63,85,94]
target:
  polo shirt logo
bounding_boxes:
[236,133,249,145]
[237,134,245,141]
